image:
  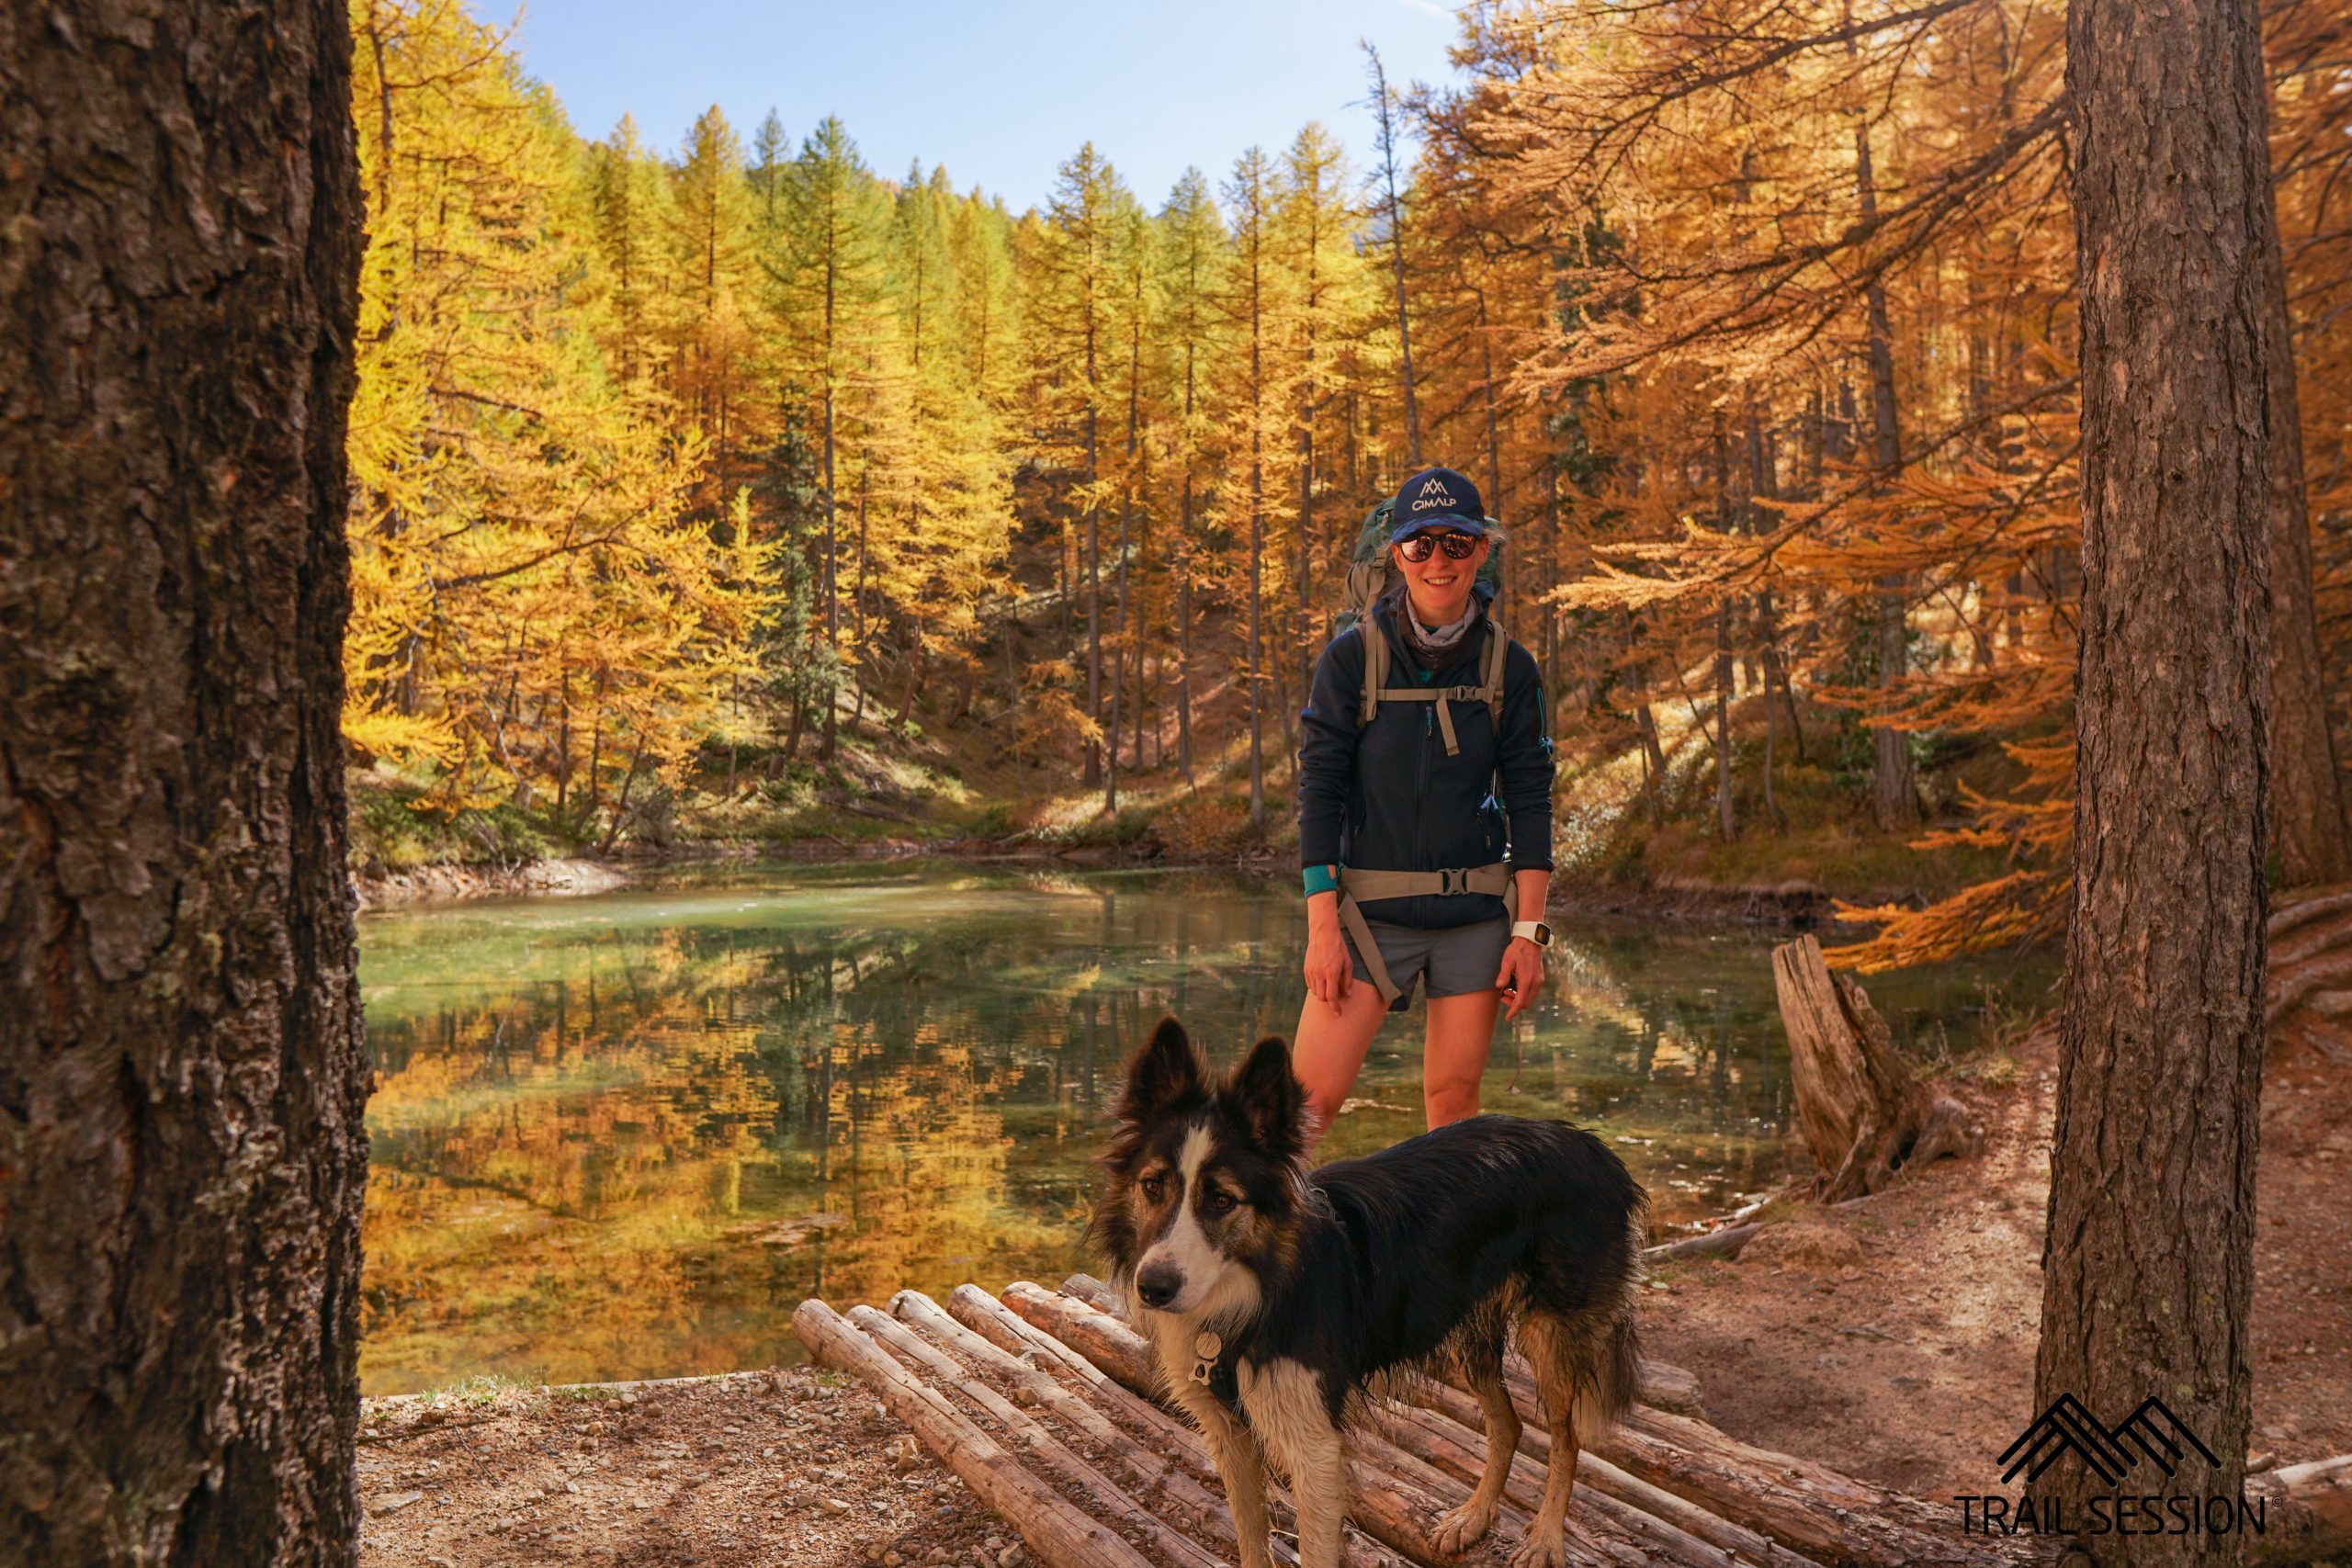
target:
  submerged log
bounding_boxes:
[792,1300,1156,1568]
[1771,934,1973,1200]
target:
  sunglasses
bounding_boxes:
[1395,531,1482,563]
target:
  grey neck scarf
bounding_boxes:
[1401,596,1480,660]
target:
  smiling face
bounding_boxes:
[1393,530,1491,626]
[1091,1019,1309,1325]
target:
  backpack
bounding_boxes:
[1338,497,1509,754]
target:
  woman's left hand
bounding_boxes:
[1495,937,1545,1021]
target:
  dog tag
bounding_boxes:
[1193,1331,1222,1360]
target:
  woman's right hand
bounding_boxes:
[1305,925,1354,1011]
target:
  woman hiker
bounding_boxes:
[1292,465,1555,1145]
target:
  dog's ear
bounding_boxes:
[1116,1016,1207,1123]
[1227,1035,1306,1159]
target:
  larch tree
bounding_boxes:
[767,115,890,760]
[0,0,370,1561]
[2032,0,2279,1555]
[1222,145,1291,827]
[666,105,762,515]
[1155,168,1228,784]
[1033,143,1133,792]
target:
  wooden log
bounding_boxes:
[1009,1282,1160,1391]
[846,1304,1227,1568]
[1644,1223,1763,1265]
[946,1289,1408,1568]
[1055,1275,1705,1418]
[1383,1390,1809,1568]
[2245,1452,2352,1567]
[890,1292,1260,1565]
[1359,1403,1740,1568]
[1023,1283,1740,1567]
[2267,884,2352,942]
[792,1300,1158,1568]
[1600,1404,2045,1568]
[1772,934,1973,1201]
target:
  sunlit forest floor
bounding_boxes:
[351,1021,2351,1568]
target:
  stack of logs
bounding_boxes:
[786,1278,1923,1567]
[797,1275,2352,1568]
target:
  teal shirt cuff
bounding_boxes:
[1302,864,1340,897]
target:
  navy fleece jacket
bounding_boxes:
[1296,590,1555,929]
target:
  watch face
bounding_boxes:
[1532,922,1553,947]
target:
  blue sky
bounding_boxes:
[509,0,1464,212]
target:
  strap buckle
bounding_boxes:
[1439,867,1469,897]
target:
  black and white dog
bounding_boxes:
[1092,1019,1647,1568]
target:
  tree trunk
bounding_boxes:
[1855,122,1919,830]
[2258,226,2352,885]
[1770,938,1972,1199]
[0,3,369,1562]
[2039,0,2278,1554]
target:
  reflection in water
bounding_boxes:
[358,864,2048,1394]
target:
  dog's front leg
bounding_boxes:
[1176,1388,1276,1568]
[1239,1360,1349,1568]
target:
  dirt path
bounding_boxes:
[356,1027,2350,1567]
[1640,1023,2352,1503]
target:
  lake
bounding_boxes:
[357,863,2045,1394]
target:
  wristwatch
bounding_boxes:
[1510,920,1553,948]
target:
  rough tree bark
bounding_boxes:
[2040,0,2277,1556]
[0,3,369,1562]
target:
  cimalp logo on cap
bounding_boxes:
[1411,478,1457,512]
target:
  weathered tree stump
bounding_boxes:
[1771,934,1973,1200]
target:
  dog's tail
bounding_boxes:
[1577,1208,1646,1433]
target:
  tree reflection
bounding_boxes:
[359,869,2044,1393]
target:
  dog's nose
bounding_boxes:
[1136,1261,1182,1309]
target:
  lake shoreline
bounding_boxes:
[353,840,1902,934]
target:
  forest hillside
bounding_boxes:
[345,0,2352,968]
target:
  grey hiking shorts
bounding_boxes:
[1343,914,1511,1013]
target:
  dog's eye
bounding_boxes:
[1140,1176,1166,1201]
[1206,1192,1237,1215]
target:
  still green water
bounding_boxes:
[357,863,2045,1395]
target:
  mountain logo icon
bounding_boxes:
[1998,1395,2222,1485]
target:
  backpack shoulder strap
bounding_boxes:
[1360,615,1388,726]
[1481,620,1507,732]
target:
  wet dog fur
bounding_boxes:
[1092,1018,1647,1568]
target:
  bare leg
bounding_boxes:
[1510,1315,1582,1568]
[1291,982,1390,1148]
[1423,989,1501,1129]
[1430,1356,1520,1553]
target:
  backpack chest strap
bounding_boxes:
[1374,683,1501,756]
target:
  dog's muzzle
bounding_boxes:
[1136,1260,1182,1309]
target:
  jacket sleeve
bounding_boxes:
[1297,629,1363,868]
[1498,640,1555,872]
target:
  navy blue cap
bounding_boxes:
[1389,467,1491,540]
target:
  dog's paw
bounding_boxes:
[1430,1500,1498,1556]
[1506,1528,1568,1568]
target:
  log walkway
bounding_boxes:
[794,1276,1988,1568]
[795,1277,2349,1568]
